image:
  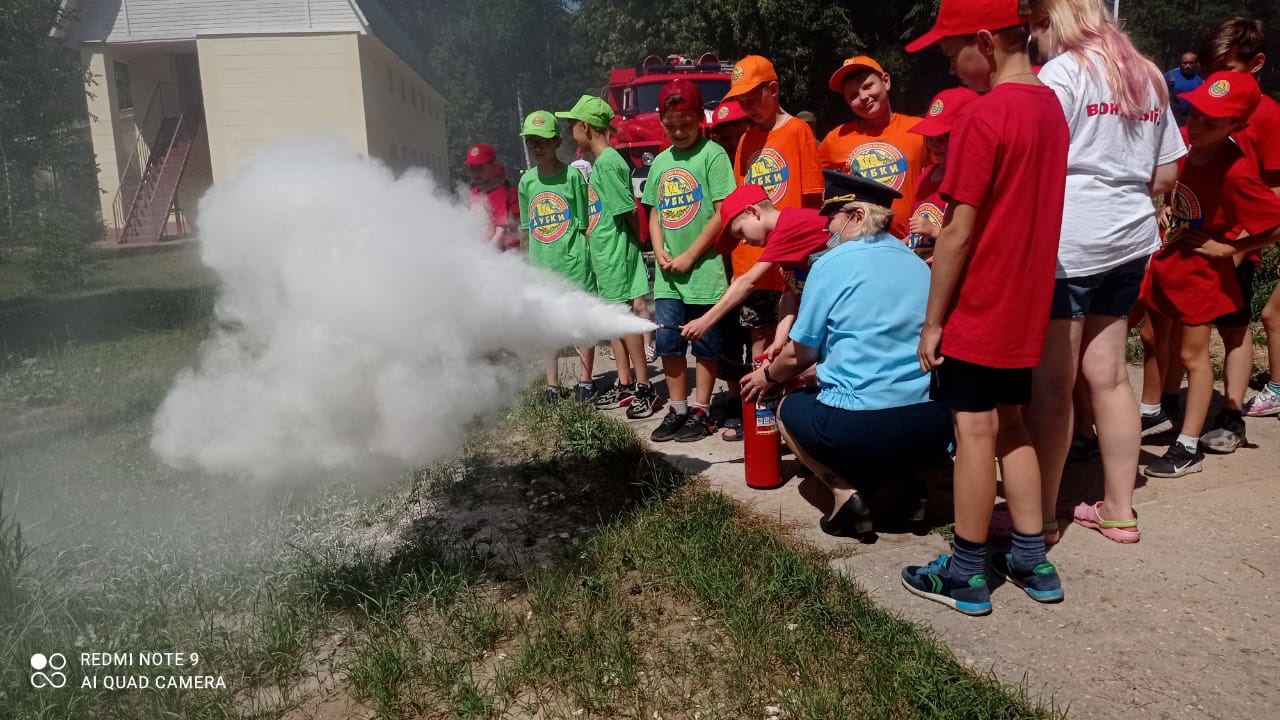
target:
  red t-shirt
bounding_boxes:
[730,116,823,291]
[939,83,1069,369]
[1232,94,1280,263]
[757,207,829,295]
[472,182,520,251]
[1140,138,1280,325]
[908,164,946,261]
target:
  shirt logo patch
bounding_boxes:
[745,147,790,203]
[1208,80,1231,98]
[532,114,546,127]
[929,99,944,117]
[587,185,602,236]
[1168,181,1204,232]
[908,201,944,257]
[717,105,730,120]
[847,142,908,191]
[529,191,573,243]
[732,66,745,82]
[657,167,704,230]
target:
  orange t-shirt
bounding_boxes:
[731,116,823,290]
[818,113,928,240]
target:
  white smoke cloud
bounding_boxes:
[151,139,650,483]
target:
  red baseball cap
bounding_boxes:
[463,143,497,166]
[658,79,703,115]
[910,87,981,137]
[711,100,748,127]
[1181,71,1261,121]
[715,184,769,253]
[906,0,1029,53]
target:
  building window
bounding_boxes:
[113,60,134,112]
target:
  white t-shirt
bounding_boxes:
[1039,51,1187,278]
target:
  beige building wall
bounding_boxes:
[83,48,139,227]
[196,34,369,182]
[358,35,447,182]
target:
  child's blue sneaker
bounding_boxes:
[901,553,992,616]
[991,552,1064,603]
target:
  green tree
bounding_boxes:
[0,0,99,290]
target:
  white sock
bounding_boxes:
[1176,434,1198,452]
[692,402,710,414]
[670,400,688,415]
[1139,402,1162,416]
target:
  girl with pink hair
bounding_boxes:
[1012,0,1186,544]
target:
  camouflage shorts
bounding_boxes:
[738,290,783,329]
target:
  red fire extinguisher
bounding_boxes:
[743,354,784,490]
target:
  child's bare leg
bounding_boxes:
[633,297,655,349]
[610,339,634,385]
[1163,320,1185,397]
[1264,283,1280,381]
[952,409,1000,543]
[663,357,688,404]
[694,358,718,407]
[1028,319,1082,523]
[577,346,595,384]
[620,333,649,385]
[544,353,560,388]
[1073,375,1095,436]
[1140,312,1171,405]
[1082,315,1141,521]
[1219,325,1251,412]
[997,404,1044,536]
[1179,324,1214,439]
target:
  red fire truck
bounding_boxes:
[602,53,733,204]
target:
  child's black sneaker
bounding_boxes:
[990,552,1064,603]
[650,408,687,443]
[1140,408,1174,437]
[626,383,658,419]
[593,381,635,410]
[673,407,714,442]
[574,381,597,404]
[542,386,561,405]
[1143,441,1204,478]
[900,554,992,616]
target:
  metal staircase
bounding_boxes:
[109,83,199,244]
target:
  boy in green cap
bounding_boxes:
[517,110,598,403]
[556,95,658,418]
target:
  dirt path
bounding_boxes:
[580,354,1279,720]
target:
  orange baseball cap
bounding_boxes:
[725,55,777,98]
[828,56,886,93]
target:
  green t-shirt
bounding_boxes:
[519,165,594,293]
[587,147,649,303]
[641,138,734,303]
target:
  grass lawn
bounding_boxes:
[0,243,1060,719]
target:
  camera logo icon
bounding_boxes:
[30,653,68,689]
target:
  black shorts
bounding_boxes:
[930,357,1033,412]
[778,389,953,487]
[1213,262,1256,329]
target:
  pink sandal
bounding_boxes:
[1072,502,1140,543]
[988,505,1061,545]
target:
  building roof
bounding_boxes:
[60,0,440,92]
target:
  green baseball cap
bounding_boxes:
[555,95,616,129]
[521,110,558,138]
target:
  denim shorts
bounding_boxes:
[654,298,725,360]
[1050,256,1147,320]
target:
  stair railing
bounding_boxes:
[109,82,171,242]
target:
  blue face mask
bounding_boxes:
[825,211,854,248]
